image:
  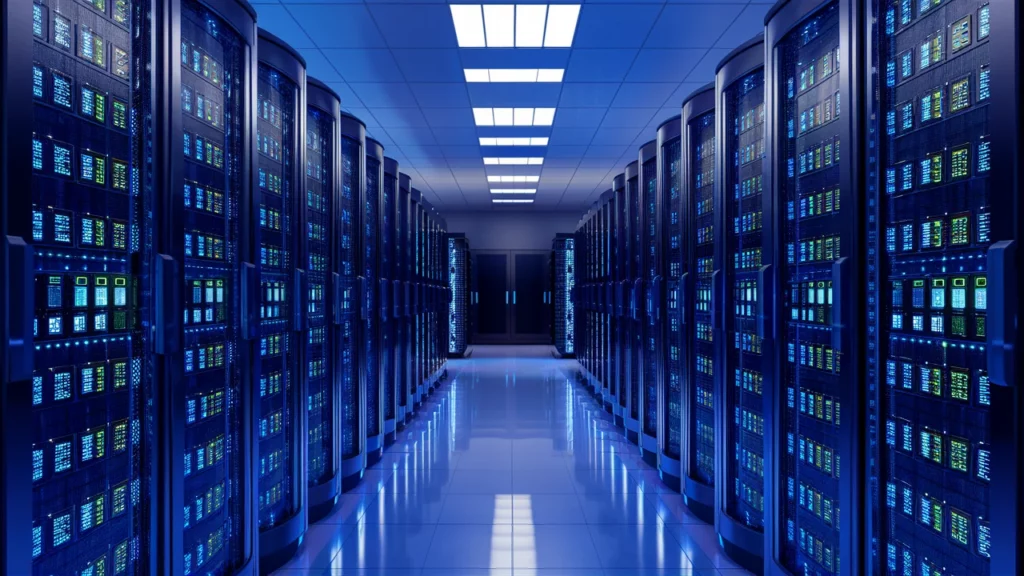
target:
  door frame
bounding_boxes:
[471,249,512,343]
[509,249,552,344]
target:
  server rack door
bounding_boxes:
[449,234,470,357]
[411,191,425,401]
[380,159,397,441]
[607,186,621,411]
[304,78,342,523]
[613,176,628,424]
[870,0,1006,575]
[511,251,550,341]
[255,30,307,568]
[339,114,366,489]
[714,35,766,570]
[552,234,575,357]
[765,1,863,574]
[624,162,642,441]
[172,1,259,573]
[396,175,410,422]
[681,84,717,523]
[603,191,615,405]
[658,117,683,490]
[362,141,383,462]
[472,251,511,342]
[15,0,151,573]
[640,141,661,464]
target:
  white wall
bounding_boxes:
[444,212,580,251]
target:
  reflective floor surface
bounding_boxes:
[275,345,754,576]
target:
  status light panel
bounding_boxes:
[449,237,469,356]
[555,237,575,356]
[778,3,843,574]
[306,104,333,487]
[179,1,247,572]
[663,137,683,460]
[30,0,141,573]
[642,159,660,440]
[691,111,716,486]
[876,0,991,574]
[340,137,361,460]
[364,157,381,440]
[725,70,766,531]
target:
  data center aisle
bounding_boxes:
[275,346,752,576]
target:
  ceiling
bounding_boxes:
[252,0,773,211]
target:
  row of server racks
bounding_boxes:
[551,233,575,358]
[572,0,1023,575]
[0,0,452,574]
[447,233,470,358]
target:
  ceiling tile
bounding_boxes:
[714,5,772,48]
[319,49,404,82]
[422,108,477,128]
[552,108,608,129]
[644,4,741,48]
[325,82,366,109]
[255,5,316,49]
[465,84,563,108]
[665,81,714,109]
[381,128,438,148]
[624,49,705,82]
[348,83,420,108]
[288,5,386,48]
[599,107,658,129]
[372,108,429,129]
[573,4,663,48]
[547,145,590,158]
[390,49,465,83]
[588,126,642,146]
[550,126,599,145]
[459,49,571,70]
[430,127,479,145]
[610,82,677,107]
[366,4,458,48]
[409,84,471,108]
[586,145,632,159]
[565,49,639,82]
[558,83,620,108]
[685,48,733,83]
[441,145,483,158]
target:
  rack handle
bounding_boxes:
[358,276,367,320]
[757,264,772,340]
[679,272,689,326]
[710,269,721,331]
[241,262,258,340]
[831,257,848,354]
[988,240,1017,387]
[293,268,307,332]
[5,236,34,382]
[506,291,509,305]
[153,254,179,355]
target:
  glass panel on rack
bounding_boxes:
[643,159,660,438]
[725,69,766,530]
[875,0,991,574]
[340,137,361,460]
[179,1,246,571]
[364,157,381,439]
[29,0,143,573]
[629,177,642,421]
[306,106,333,486]
[777,2,843,574]
[664,137,683,459]
[691,111,716,486]
[381,172,395,418]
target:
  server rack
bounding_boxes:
[765,1,863,574]
[397,173,412,424]
[658,116,683,490]
[624,160,642,443]
[680,83,717,523]
[599,189,615,410]
[572,216,585,382]
[714,34,767,573]
[640,140,661,465]
[868,0,1018,575]
[362,138,383,465]
[410,188,425,406]
[588,199,600,396]
[381,157,398,444]
[4,0,155,572]
[552,233,575,357]
[580,204,594,392]
[429,207,447,386]
[338,113,365,491]
[304,78,342,523]
[612,174,628,427]
[254,29,306,570]
[449,234,471,357]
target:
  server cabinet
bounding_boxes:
[612,174,628,427]
[338,113,365,490]
[362,138,383,464]
[449,234,471,357]
[868,0,1018,574]
[552,234,575,357]
[640,140,661,464]
[624,161,642,443]
[304,78,341,523]
[714,34,767,572]
[579,205,593,390]
[765,1,863,574]
[680,83,717,523]
[599,189,614,406]
[410,188,425,405]
[397,173,412,423]
[5,0,152,573]
[658,117,683,490]
[380,157,398,443]
[254,29,306,570]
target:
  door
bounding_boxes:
[472,251,510,342]
[512,251,550,342]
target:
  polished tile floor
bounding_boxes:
[275,345,753,576]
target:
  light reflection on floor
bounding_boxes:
[274,345,753,575]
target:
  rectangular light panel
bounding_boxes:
[472,108,556,126]
[483,158,544,165]
[488,175,541,183]
[451,5,580,48]
[490,189,538,194]
[463,69,564,83]
[493,198,535,204]
[479,137,549,146]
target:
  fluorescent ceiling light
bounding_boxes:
[463,69,564,83]
[472,108,556,127]
[450,5,485,47]
[452,5,580,48]
[544,4,581,47]
[488,175,541,183]
[483,157,544,165]
[490,189,537,194]
[493,198,535,204]
[479,137,549,146]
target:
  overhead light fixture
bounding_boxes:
[493,198,535,204]
[490,189,537,194]
[488,175,541,183]
[479,137,549,146]
[483,157,544,165]
[452,4,580,48]
[472,108,556,127]
[463,69,564,83]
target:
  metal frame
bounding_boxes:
[381,156,399,443]
[623,160,642,443]
[639,139,662,465]
[362,137,385,465]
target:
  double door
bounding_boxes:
[472,250,551,343]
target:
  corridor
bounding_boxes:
[275,346,752,575]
